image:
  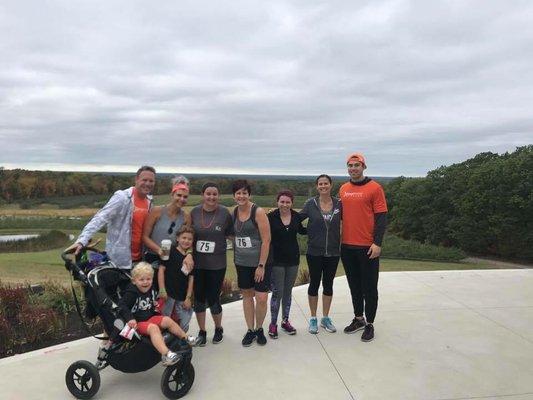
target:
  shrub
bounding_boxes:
[30,280,76,315]
[18,305,60,344]
[0,280,77,357]
[382,234,466,262]
[296,269,310,286]
[0,282,28,320]
[0,313,14,355]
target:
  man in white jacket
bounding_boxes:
[74,166,156,270]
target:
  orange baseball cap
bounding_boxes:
[346,153,366,166]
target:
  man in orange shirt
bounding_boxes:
[339,153,388,342]
[74,166,156,270]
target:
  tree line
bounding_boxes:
[386,146,532,261]
[0,169,329,203]
[1,146,531,261]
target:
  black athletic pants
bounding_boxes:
[341,246,379,324]
[306,255,339,296]
[193,268,226,315]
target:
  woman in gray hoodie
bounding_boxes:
[299,174,342,334]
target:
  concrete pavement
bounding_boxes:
[1,269,532,400]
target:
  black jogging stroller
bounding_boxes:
[61,242,195,399]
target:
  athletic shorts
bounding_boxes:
[136,315,164,336]
[235,265,271,292]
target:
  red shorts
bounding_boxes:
[137,315,165,336]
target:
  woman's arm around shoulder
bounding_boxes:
[298,198,311,221]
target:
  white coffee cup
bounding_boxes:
[160,239,172,260]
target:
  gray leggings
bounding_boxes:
[270,265,299,324]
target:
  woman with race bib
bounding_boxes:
[299,174,342,334]
[232,179,271,347]
[190,182,234,346]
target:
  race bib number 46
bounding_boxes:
[235,237,252,249]
[196,240,215,253]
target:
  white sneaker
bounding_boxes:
[162,350,179,366]
[97,340,111,360]
[186,335,201,347]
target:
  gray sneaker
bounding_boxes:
[320,316,337,333]
[308,317,318,334]
[162,351,179,366]
[186,335,201,347]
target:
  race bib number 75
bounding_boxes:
[235,237,252,249]
[196,240,215,253]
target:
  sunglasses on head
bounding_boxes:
[168,221,176,235]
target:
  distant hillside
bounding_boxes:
[0,168,396,204]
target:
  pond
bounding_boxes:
[0,234,40,243]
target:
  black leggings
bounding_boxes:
[306,255,339,297]
[194,268,226,315]
[341,246,379,324]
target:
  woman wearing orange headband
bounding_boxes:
[142,175,192,272]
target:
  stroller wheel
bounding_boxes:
[161,363,195,399]
[65,360,101,399]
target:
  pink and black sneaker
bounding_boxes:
[268,323,278,339]
[281,318,297,335]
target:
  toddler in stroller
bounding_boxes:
[62,245,197,399]
[118,262,199,366]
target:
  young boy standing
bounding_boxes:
[158,226,195,332]
[118,262,197,366]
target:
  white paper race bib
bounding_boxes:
[235,236,252,249]
[196,240,215,253]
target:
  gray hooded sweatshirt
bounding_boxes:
[299,196,342,257]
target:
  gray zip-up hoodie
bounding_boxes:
[76,187,153,269]
[299,196,342,257]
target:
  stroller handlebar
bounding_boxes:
[61,250,88,283]
[61,239,106,283]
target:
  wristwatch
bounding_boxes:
[258,263,264,268]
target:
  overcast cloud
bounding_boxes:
[1,0,532,177]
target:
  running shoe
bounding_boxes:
[281,319,297,335]
[361,324,374,342]
[308,317,318,334]
[97,340,111,361]
[212,327,224,344]
[256,327,267,345]
[344,317,366,334]
[186,335,202,347]
[162,350,179,366]
[197,330,207,347]
[320,316,337,333]
[268,323,278,339]
[242,329,256,347]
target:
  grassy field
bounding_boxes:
[0,204,512,287]
[0,242,502,287]
[0,194,308,218]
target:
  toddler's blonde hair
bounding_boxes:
[131,262,154,280]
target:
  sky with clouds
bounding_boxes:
[1,0,532,177]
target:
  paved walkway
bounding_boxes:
[1,269,533,400]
